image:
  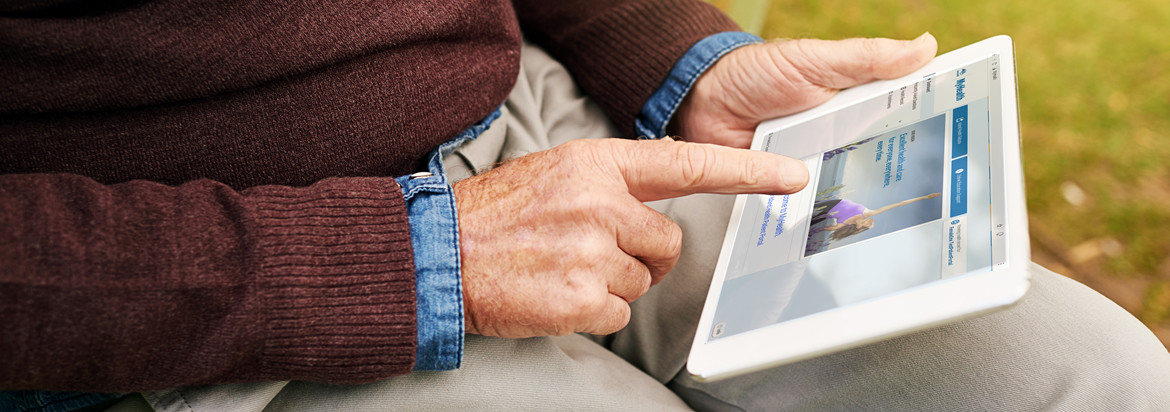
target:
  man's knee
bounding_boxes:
[997,264,1170,408]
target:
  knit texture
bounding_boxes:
[1,0,739,390]
[0,176,417,391]
[515,0,742,138]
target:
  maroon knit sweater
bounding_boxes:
[0,0,739,391]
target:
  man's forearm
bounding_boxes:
[0,174,419,391]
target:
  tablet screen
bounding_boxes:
[707,54,1007,341]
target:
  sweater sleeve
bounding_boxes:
[512,0,742,138]
[0,174,417,392]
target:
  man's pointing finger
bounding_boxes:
[609,138,809,202]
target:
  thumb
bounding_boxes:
[781,33,938,90]
[610,138,809,202]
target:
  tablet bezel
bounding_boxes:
[687,35,1030,382]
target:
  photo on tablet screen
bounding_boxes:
[804,114,946,256]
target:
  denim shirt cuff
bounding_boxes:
[399,109,501,371]
[635,31,764,139]
[396,171,463,371]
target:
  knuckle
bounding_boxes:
[664,222,684,259]
[578,237,612,262]
[632,268,653,300]
[551,322,571,336]
[555,139,603,170]
[740,154,765,188]
[588,194,623,217]
[859,38,883,74]
[561,187,594,212]
[641,210,682,257]
[570,293,607,321]
[606,302,632,333]
[558,138,594,153]
[550,302,587,333]
[784,39,831,86]
[620,258,652,300]
[859,37,882,54]
[675,144,715,190]
[561,139,617,168]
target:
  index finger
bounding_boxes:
[612,138,809,202]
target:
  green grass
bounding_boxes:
[712,0,1170,342]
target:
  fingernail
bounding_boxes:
[778,157,810,192]
[912,32,932,44]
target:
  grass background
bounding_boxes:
[709,0,1170,346]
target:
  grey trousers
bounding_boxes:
[113,42,1170,412]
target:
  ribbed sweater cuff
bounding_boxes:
[245,177,417,383]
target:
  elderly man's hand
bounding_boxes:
[673,34,938,148]
[453,138,807,338]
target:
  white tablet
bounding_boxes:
[687,35,1030,381]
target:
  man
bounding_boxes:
[2,0,1167,410]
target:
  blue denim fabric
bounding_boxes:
[406,33,766,370]
[0,112,499,412]
[0,390,122,412]
[635,31,764,139]
[400,108,501,370]
[0,33,759,409]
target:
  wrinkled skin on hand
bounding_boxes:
[453,34,938,339]
[454,138,807,338]
[674,34,938,148]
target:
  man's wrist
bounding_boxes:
[635,31,764,139]
[399,108,501,371]
[397,172,464,371]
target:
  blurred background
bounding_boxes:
[707,0,1170,346]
